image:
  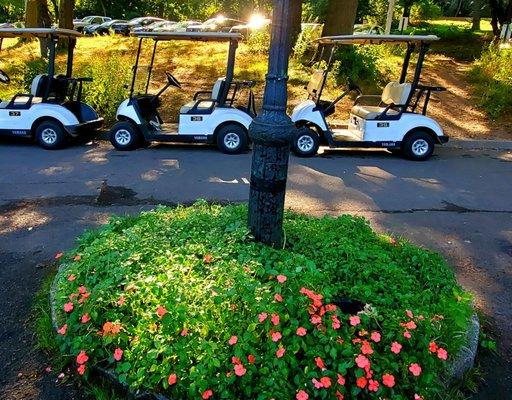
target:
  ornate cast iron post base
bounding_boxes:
[248,0,297,247]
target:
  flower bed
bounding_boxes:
[52,202,474,399]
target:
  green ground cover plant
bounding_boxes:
[469,47,512,119]
[51,202,473,400]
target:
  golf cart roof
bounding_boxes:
[0,27,82,39]
[133,31,242,42]
[316,34,440,45]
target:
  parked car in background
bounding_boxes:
[84,19,127,35]
[230,14,270,37]
[187,16,245,33]
[164,20,201,32]
[133,20,177,33]
[73,16,112,32]
[112,17,165,35]
[353,24,384,35]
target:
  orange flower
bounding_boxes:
[73,255,81,261]
[81,314,90,324]
[315,357,325,370]
[77,364,86,375]
[320,376,331,388]
[409,363,422,377]
[203,254,213,264]
[78,286,87,295]
[156,305,167,318]
[296,327,307,336]
[76,350,88,365]
[63,302,74,313]
[202,389,213,399]
[110,323,121,335]
[325,304,337,312]
[247,354,255,364]
[117,296,126,306]
[168,373,177,385]
[67,274,76,281]
[356,376,367,388]
[361,341,373,355]
[382,373,395,388]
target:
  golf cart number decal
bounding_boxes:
[9,111,21,117]
[377,122,390,128]
[191,116,203,122]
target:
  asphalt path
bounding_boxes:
[0,139,511,399]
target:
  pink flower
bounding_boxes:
[296,390,309,400]
[320,376,331,388]
[405,320,417,330]
[349,315,360,326]
[406,309,414,319]
[76,350,89,365]
[231,356,241,365]
[271,313,280,326]
[325,304,337,312]
[314,357,325,370]
[117,296,126,306]
[331,315,341,330]
[414,395,424,400]
[258,312,268,323]
[77,364,86,375]
[335,390,344,400]
[361,341,373,355]
[429,342,438,353]
[247,354,255,364]
[437,348,448,360]
[312,378,323,389]
[310,315,322,324]
[78,286,87,295]
[168,373,177,385]
[203,254,213,264]
[202,389,213,399]
[296,327,307,336]
[234,363,246,376]
[57,324,67,335]
[276,347,285,358]
[228,335,238,345]
[409,363,422,377]
[355,354,370,369]
[404,331,412,339]
[368,379,379,392]
[73,254,81,261]
[81,314,90,324]
[274,293,283,302]
[370,331,381,343]
[156,306,167,318]
[382,373,395,388]
[55,252,63,260]
[277,274,287,283]
[271,331,282,342]
[67,274,76,281]
[113,348,123,361]
[180,328,188,336]
[391,342,402,354]
[63,302,74,313]
[337,373,345,385]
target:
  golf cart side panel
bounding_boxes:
[361,113,444,143]
[178,108,252,135]
[291,100,328,131]
[116,100,142,124]
[0,103,79,131]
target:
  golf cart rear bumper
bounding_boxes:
[66,118,104,136]
[438,135,449,144]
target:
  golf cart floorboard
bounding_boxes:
[331,129,361,142]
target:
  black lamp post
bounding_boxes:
[248,0,297,247]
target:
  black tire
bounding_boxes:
[35,120,66,150]
[216,124,248,154]
[402,131,435,161]
[292,127,320,157]
[109,121,143,151]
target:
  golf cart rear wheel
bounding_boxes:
[403,131,435,161]
[35,120,66,150]
[110,121,143,151]
[216,124,248,154]
[293,127,320,157]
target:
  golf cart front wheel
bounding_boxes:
[216,124,248,154]
[293,127,320,157]
[403,131,435,161]
[110,121,143,151]
[35,120,66,150]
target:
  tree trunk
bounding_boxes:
[471,0,482,30]
[25,0,53,57]
[321,0,358,36]
[288,0,303,52]
[58,0,74,29]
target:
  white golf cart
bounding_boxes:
[110,31,256,154]
[0,28,103,149]
[291,35,448,160]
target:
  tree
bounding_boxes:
[289,0,303,51]
[488,0,512,36]
[321,0,359,37]
[25,0,53,56]
[58,0,74,29]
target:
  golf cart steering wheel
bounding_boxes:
[0,69,10,84]
[165,72,182,89]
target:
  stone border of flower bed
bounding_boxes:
[49,261,480,399]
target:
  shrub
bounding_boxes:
[293,24,324,64]
[469,46,512,118]
[245,29,271,55]
[410,0,443,23]
[53,203,473,400]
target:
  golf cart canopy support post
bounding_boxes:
[400,42,415,83]
[128,31,242,103]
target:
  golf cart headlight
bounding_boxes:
[248,14,267,29]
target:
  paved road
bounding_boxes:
[0,140,511,398]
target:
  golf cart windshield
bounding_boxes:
[129,31,242,106]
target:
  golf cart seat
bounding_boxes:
[351,81,411,120]
[181,78,225,114]
[31,74,69,102]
